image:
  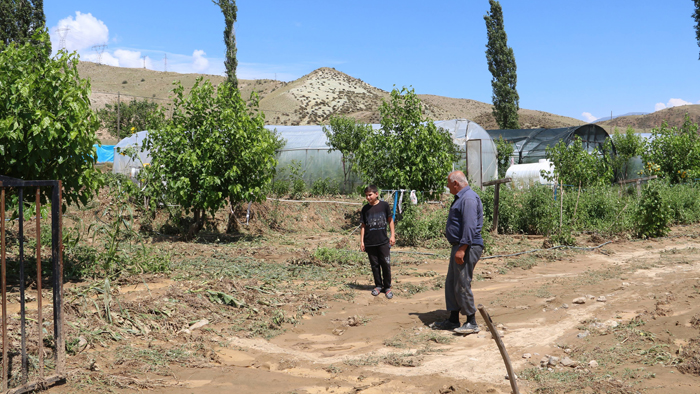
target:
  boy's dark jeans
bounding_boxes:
[366,243,391,289]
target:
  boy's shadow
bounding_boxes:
[345,283,375,291]
[409,310,449,327]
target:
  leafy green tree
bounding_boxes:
[97,98,166,139]
[610,127,644,180]
[642,115,700,183]
[143,78,281,237]
[543,136,613,187]
[494,135,514,178]
[213,0,238,89]
[321,115,371,189]
[0,30,100,206]
[694,0,700,59]
[484,0,520,129]
[0,0,47,51]
[355,87,457,194]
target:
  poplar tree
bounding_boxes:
[694,0,700,59]
[213,0,238,88]
[0,0,48,51]
[484,0,520,129]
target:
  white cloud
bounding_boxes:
[654,98,697,112]
[114,49,153,69]
[581,112,597,123]
[192,50,209,73]
[50,12,109,52]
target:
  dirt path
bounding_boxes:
[76,232,698,394]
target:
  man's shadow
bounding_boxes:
[409,309,449,327]
[344,282,375,291]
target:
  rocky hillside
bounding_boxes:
[77,62,586,132]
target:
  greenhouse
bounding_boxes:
[486,124,612,164]
[269,119,498,190]
[111,119,498,190]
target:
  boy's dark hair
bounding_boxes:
[364,184,378,194]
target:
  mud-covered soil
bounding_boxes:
[5,196,700,393]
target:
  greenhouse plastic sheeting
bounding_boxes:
[107,121,497,191]
[93,144,115,163]
[112,131,151,177]
[487,124,612,164]
[267,119,497,190]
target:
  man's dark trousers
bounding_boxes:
[445,244,483,316]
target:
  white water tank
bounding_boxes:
[505,159,554,189]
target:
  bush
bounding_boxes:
[271,180,290,197]
[520,185,557,235]
[97,97,165,139]
[634,182,671,238]
[396,203,449,247]
[310,178,340,196]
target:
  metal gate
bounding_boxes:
[0,176,64,393]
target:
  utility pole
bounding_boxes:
[117,92,121,138]
[91,44,107,64]
[142,56,146,69]
[163,53,168,72]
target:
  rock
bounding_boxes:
[622,282,630,287]
[587,295,595,299]
[332,328,345,336]
[189,318,209,331]
[544,297,556,303]
[577,330,590,338]
[573,297,586,304]
[604,320,619,329]
[589,360,598,368]
[522,353,532,359]
[564,348,572,354]
[540,357,549,368]
[496,323,506,331]
[561,357,577,367]
[548,356,559,367]
[77,336,88,353]
[561,304,569,309]
[596,296,607,303]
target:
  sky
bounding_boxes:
[45,1,700,123]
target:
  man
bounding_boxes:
[434,171,484,334]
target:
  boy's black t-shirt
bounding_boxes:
[361,200,392,247]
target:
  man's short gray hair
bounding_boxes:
[449,172,468,185]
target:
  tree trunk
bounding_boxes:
[226,199,239,234]
[186,209,205,240]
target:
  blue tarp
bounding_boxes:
[94,145,115,163]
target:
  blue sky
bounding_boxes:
[46,1,700,122]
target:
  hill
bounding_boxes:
[595,105,700,133]
[77,62,586,140]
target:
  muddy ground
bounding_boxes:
[5,197,700,393]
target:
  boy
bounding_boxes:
[360,185,396,299]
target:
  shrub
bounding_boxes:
[634,182,671,238]
[97,97,166,139]
[520,185,557,235]
[311,178,340,196]
[396,203,448,247]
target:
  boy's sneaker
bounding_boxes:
[371,287,382,296]
[454,322,480,334]
[430,320,460,330]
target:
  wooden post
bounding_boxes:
[616,175,657,197]
[483,178,512,234]
[478,304,520,394]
